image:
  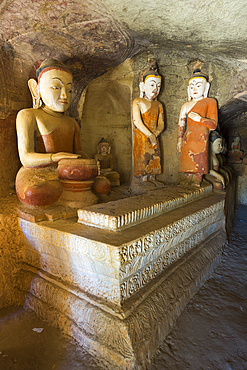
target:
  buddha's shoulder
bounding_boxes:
[205,97,217,104]
[16,108,39,123]
[133,97,143,105]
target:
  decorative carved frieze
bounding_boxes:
[119,200,224,265]
[119,200,225,301]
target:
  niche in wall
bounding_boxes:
[79,59,134,183]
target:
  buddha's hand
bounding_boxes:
[177,138,183,154]
[148,133,157,146]
[51,152,81,162]
[188,112,201,122]
[153,128,161,137]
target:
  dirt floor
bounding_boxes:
[0,205,246,370]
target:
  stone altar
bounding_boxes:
[15,181,228,369]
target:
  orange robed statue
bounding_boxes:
[177,68,218,187]
[132,62,164,183]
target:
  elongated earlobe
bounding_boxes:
[187,86,192,101]
[139,82,145,98]
[204,82,210,98]
[28,78,41,109]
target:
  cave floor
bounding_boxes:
[0,205,246,370]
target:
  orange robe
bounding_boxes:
[179,98,218,175]
[133,101,162,177]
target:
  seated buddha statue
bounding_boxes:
[204,131,225,190]
[94,138,120,186]
[217,138,234,181]
[15,59,90,208]
[228,134,244,163]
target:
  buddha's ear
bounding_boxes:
[108,145,111,155]
[187,86,192,101]
[139,82,145,98]
[204,82,210,98]
[28,78,41,109]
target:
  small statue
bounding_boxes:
[177,68,218,187]
[95,138,120,186]
[15,59,90,208]
[228,134,244,163]
[132,61,164,184]
[216,137,233,184]
[205,131,225,190]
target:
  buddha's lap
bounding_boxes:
[15,165,62,207]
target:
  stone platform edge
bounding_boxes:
[77,183,212,231]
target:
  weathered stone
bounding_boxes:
[15,187,227,367]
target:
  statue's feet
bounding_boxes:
[148,179,166,188]
[178,179,192,187]
[129,176,157,195]
[192,179,201,187]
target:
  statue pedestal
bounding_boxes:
[16,183,229,369]
[58,179,98,208]
[57,158,99,208]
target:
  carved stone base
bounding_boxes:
[19,230,225,369]
[16,187,227,368]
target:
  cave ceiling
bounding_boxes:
[100,0,247,60]
[0,0,246,115]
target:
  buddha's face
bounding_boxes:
[188,77,207,100]
[99,143,109,155]
[144,76,161,100]
[212,138,222,154]
[39,69,73,112]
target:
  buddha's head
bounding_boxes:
[210,131,223,154]
[233,134,241,143]
[28,59,73,112]
[188,69,210,101]
[97,138,111,155]
[139,61,161,100]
